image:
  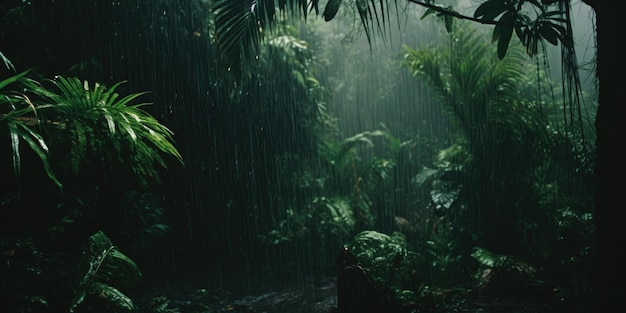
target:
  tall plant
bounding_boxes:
[1,72,182,311]
[402,23,553,254]
[2,74,182,236]
[1,70,61,189]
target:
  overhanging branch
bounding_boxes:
[406,0,500,25]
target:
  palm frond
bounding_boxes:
[212,0,405,75]
[403,24,528,144]
[212,0,314,74]
[68,78,179,161]
[1,70,62,189]
[23,77,183,182]
[212,0,259,73]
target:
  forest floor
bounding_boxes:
[133,273,591,313]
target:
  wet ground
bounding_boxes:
[133,274,590,313]
[134,274,338,313]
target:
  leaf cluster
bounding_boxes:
[345,230,422,303]
[1,71,183,191]
[1,70,180,311]
[470,246,536,294]
[263,130,396,246]
[211,0,572,74]
[473,0,568,58]
[28,76,183,183]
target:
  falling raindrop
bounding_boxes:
[0,0,599,312]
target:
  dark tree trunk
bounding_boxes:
[584,1,626,311]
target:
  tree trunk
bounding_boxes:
[585,1,626,311]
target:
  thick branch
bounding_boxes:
[406,0,500,25]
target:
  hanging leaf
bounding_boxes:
[322,0,342,21]
[539,22,560,45]
[474,0,510,21]
[310,0,321,15]
[493,11,515,59]
[1,71,63,190]
[420,5,457,33]
[444,14,454,33]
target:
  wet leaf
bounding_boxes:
[322,0,342,21]
[540,22,560,45]
[493,11,515,59]
[474,0,510,21]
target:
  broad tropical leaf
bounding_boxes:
[493,10,515,59]
[80,231,142,291]
[323,0,343,21]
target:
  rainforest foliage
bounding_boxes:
[1,1,596,312]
